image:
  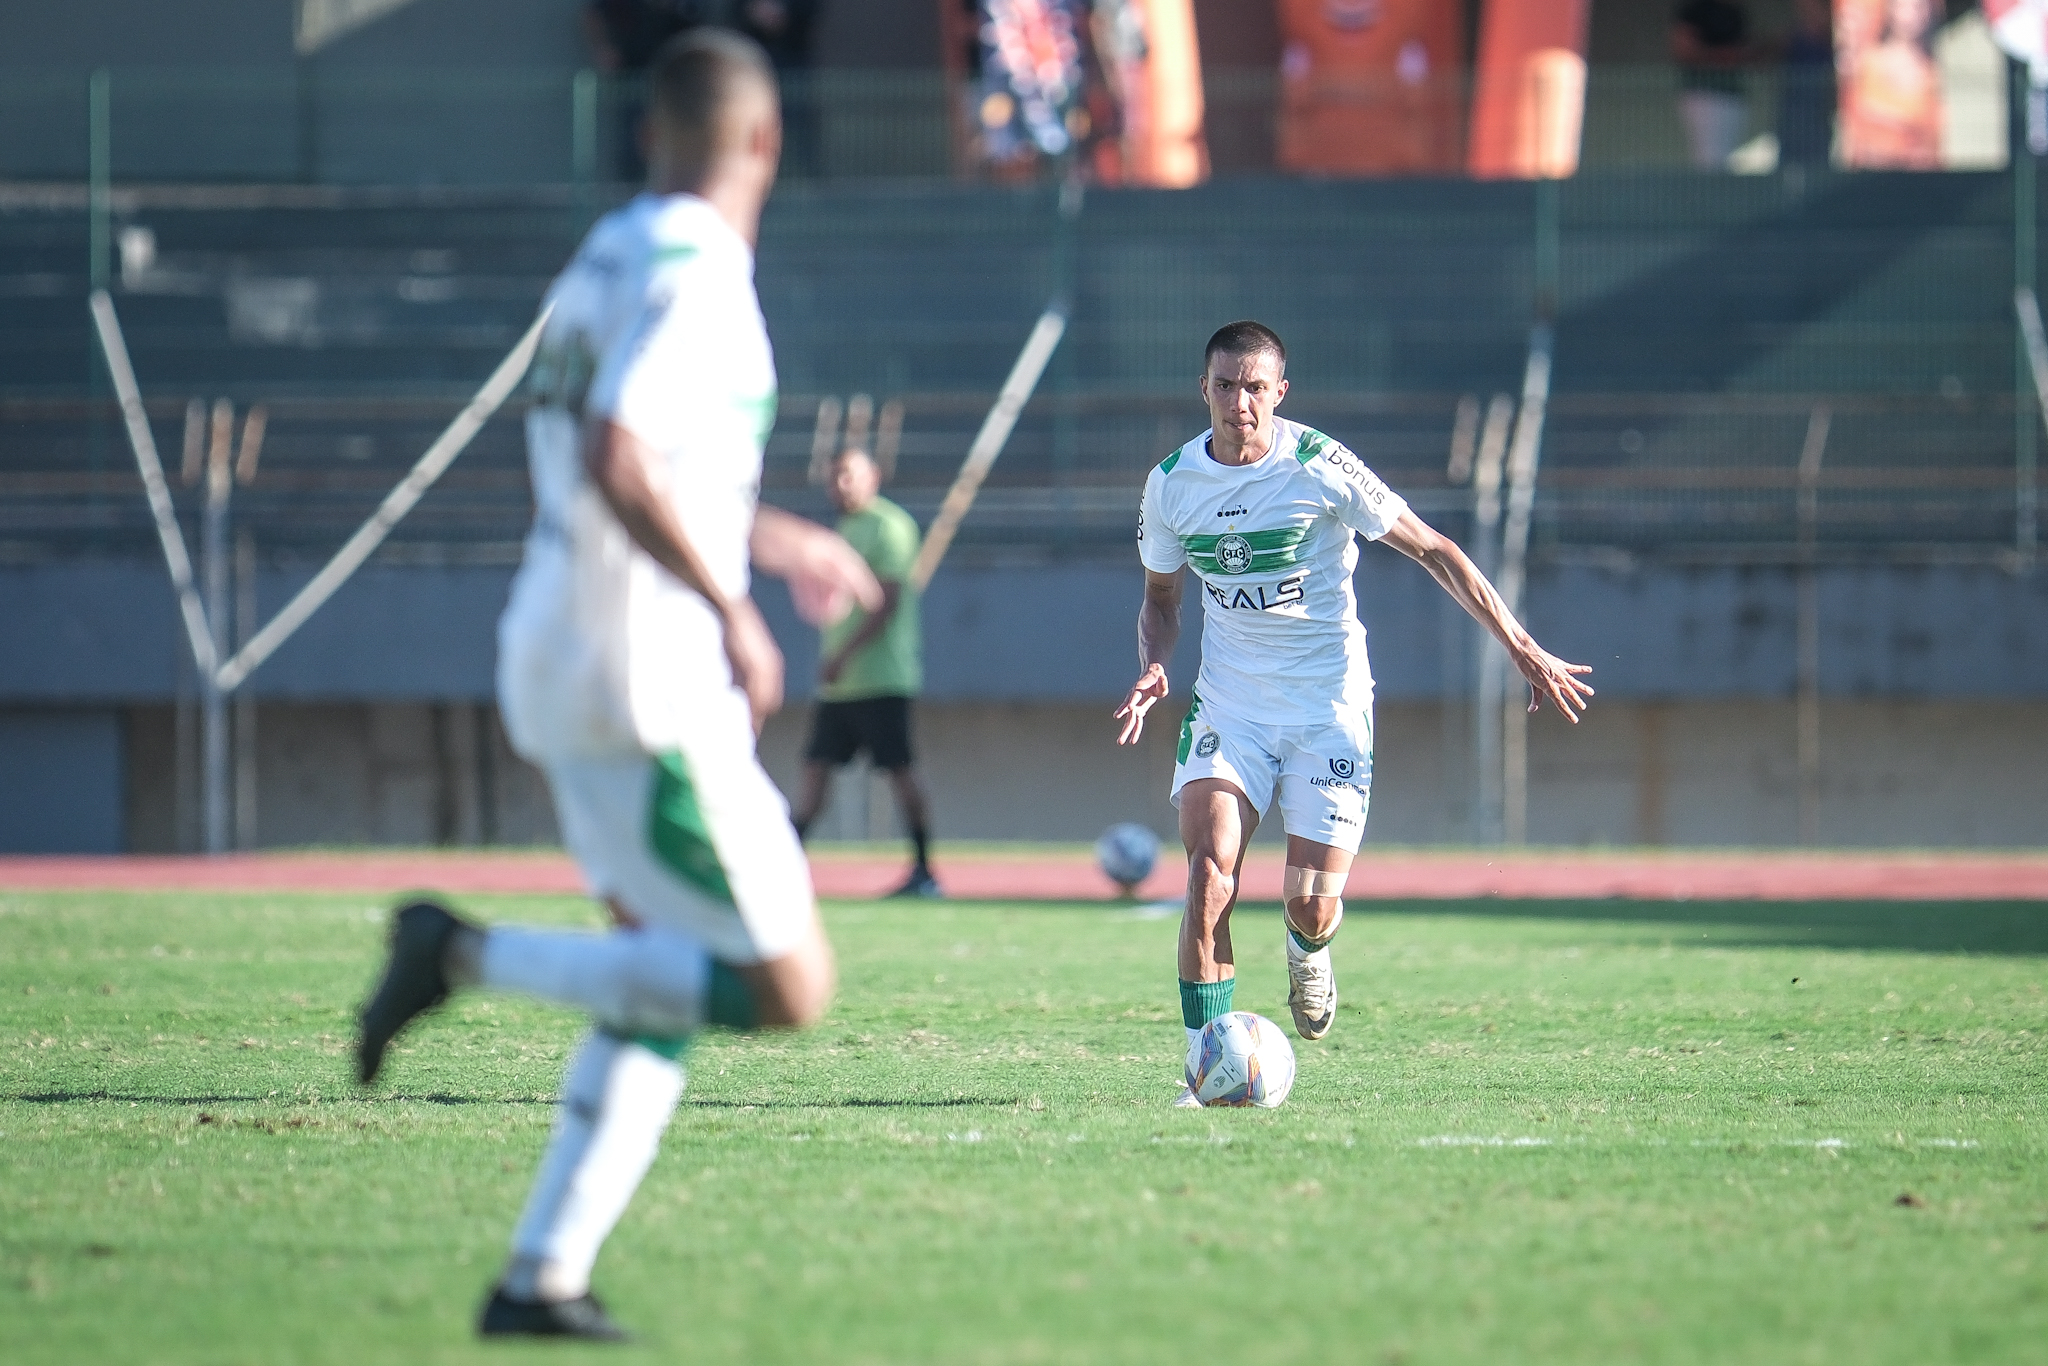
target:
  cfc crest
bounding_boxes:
[1196,732,1222,757]
[1214,534,1253,575]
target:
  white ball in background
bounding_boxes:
[1094,821,1161,894]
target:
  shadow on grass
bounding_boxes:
[937,896,2048,957]
[1355,899,2048,958]
[6,1090,552,1106]
[685,1096,1018,1110]
[7,1090,1019,1110]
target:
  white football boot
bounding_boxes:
[1285,928,1337,1041]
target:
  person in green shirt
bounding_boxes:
[791,445,940,896]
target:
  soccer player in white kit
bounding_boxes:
[352,33,880,1339]
[1115,323,1593,1102]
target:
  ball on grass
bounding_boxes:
[1094,822,1160,895]
[1185,1011,1296,1108]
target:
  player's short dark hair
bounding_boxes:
[648,28,776,148]
[1204,321,1287,376]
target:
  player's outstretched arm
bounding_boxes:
[816,580,901,685]
[1115,569,1183,745]
[1378,510,1595,723]
[750,504,883,627]
[584,418,787,729]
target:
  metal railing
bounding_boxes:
[0,388,2032,570]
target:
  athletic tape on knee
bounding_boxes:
[1283,866,1347,901]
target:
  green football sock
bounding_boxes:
[1288,925,1334,954]
[1178,977,1235,1030]
[707,960,758,1030]
[614,1029,692,1061]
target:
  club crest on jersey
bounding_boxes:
[1214,534,1253,575]
[1196,732,1222,757]
[1329,757,1355,779]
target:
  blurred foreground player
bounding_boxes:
[791,445,940,897]
[355,32,879,1339]
[1114,322,1593,1104]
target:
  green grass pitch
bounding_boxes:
[3,888,2046,1365]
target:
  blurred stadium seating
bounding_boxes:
[1,170,2033,569]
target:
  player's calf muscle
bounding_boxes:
[735,928,835,1027]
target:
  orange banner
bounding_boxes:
[1275,0,1466,176]
[1835,0,1942,169]
[1107,0,1209,187]
[1467,0,1590,179]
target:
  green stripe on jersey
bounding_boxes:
[1175,690,1203,764]
[648,751,737,905]
[739,390,778,444]
[1159,449,1182,474]
[1179,525,1309,576]
[1181,526,1307,554]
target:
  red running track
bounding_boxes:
[1,849,2044,901]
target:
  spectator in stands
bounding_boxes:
[584,2,714,179]
[738,0,823,176]
[588,2,821,180]
[1672,0,1757,170]
[1777,0,1836,167]
[738,0,820,69]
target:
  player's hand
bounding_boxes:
[752,508,882,627]
[784,534,880,627]
[1511,642,1595,722]
[722,596,785,733]
[1113,663,1169,745]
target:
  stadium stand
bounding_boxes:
[2,169,2044,852]
[0,171,2032,563]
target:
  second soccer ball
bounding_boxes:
[1095,822,1161,894]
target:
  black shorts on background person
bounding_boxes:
[805,695,914,772]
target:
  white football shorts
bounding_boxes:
[1170,694,1374,854]
[543,690,814,965]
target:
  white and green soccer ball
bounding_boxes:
[1185,1010,1296,1108]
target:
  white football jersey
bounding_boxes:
[1137,418,1409,727]
[498,193,778,762]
